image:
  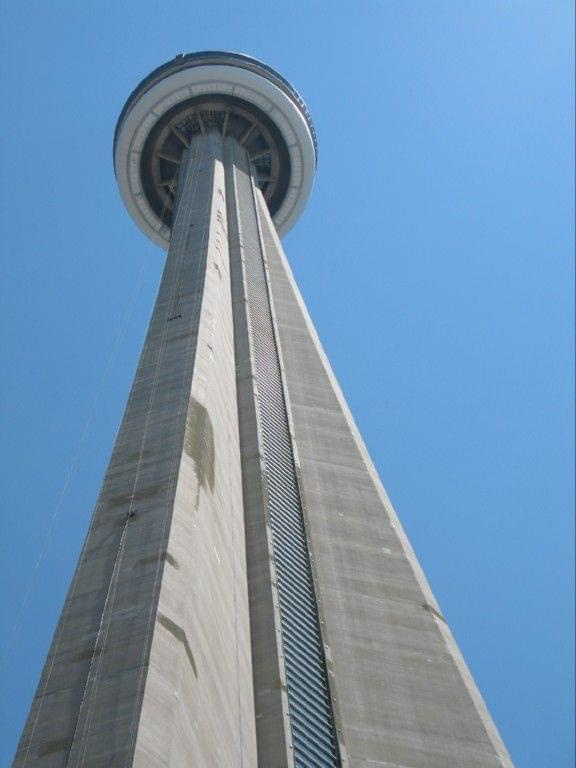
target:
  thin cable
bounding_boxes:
[64,515,130,767]
[125,140,213,760]
[75,146,206,761]
[16,256,149,765]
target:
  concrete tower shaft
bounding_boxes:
[15,53,515,768]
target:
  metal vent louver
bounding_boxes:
[239,165,340,767]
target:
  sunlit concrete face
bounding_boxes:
[15,54,514,768]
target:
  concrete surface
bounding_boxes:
[15,132,514,768]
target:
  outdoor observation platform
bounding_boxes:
[114,51,317,248]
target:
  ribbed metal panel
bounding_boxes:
[239,165,340,767]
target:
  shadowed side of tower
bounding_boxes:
[14,52,514,768]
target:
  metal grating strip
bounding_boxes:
[237,158,340,767]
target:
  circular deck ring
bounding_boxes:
[114,52,317,248]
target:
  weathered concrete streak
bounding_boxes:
[255,189,514,768]
[14,134,257,767]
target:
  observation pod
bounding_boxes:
[114,51,317,247]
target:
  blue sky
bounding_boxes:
[0,2,573,765]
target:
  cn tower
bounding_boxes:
[15,52,513,768]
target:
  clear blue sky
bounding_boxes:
[0,2,573,765]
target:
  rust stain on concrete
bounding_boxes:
[134,551,180,569]
[184,397,215,491]
[157,612,198,677]
[422,603,447,624]
[38,737,73,757]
